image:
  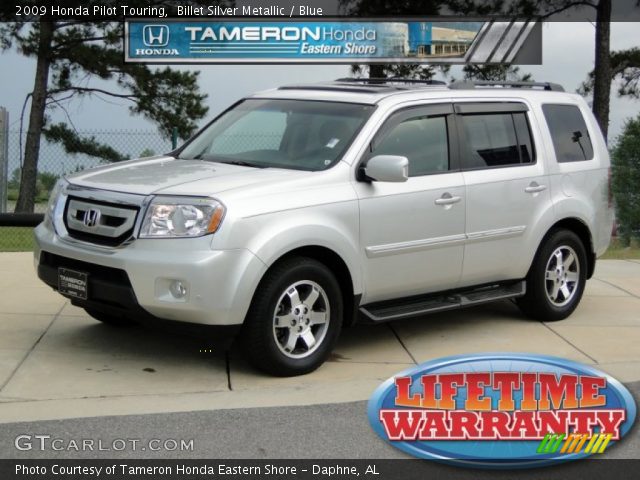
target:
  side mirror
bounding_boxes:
[362,155,409,183]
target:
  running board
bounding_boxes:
[359,281,526,323]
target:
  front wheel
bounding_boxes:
[241,257,343,376]
[517,229,587,321]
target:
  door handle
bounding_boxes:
[434,193,462,206]
[525,182,547,194]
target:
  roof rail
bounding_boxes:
[278,84,395,94]
[449,80,565,92]
[335,77,447,86]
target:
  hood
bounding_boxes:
[66,156,308,197]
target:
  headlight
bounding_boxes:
[45,179,67,230]
[139,197,225,238]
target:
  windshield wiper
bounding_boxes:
[217,160,267,169]
[190,154,266,168]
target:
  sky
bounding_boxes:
[0,22,639,142]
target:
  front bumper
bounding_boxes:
[34,222,267,326]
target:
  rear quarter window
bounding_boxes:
[542,104,594,162]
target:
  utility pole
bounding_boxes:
[0,108,9,213]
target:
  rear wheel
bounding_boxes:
[517,229,587,321]
[84,308,133,326]
[241,257,343,376]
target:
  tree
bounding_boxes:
[37,171,59,193]
[579,47,640,99]
[458,64,533,82]
[340,0,620,140]
[44,124,125,162]
[1,9,210,212]
[349,63,446,80]
[611,115,640,246]
[139,148,156,158]
[591,0,612,141]
[9,168,21,190]
[443,0,615,138]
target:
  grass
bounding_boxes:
[0,227,35,252]
[600,237,640,260]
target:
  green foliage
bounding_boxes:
[579,47,640,99]
[458,64,533,82]
[8,169,59,199]
[43,123,126,162]
[600,237,640,259]
[611,115,640,245]
[139,148,156,158]
[9,167,21,189]
[1,10,212,211]
[350,63,444,80]
[443,0,598,16]
[37,171,59,193]
[0,18,209,139]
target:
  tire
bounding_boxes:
[241,257,343,376]
[517,229,588,321]
[84,308,133,327]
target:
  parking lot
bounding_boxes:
[1,252,639,424]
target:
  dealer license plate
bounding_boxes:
[58,268,88,300]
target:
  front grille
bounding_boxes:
[64,196,139,246]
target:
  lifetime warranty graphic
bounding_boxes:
[125,21,489,63]
[368,353,636,468]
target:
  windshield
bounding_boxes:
[178,99,374,171]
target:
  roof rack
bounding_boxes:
[449,80,565,92]
[277,78,448,95]
[335,77,447,86]
[278,84,398,94]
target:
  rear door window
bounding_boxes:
[542,104,594,162]
[458,109,535,169]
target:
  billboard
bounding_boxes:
[125,20,537,64]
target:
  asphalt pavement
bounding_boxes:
[1,386,638,459]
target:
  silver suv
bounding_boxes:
[35,79,614,376]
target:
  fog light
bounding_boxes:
[170,280,188,299]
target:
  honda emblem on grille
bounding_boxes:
[83,208,101,228]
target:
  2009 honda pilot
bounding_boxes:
[35,79,614,376]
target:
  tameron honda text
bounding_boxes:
[368,353,636,468]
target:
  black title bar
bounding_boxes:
[3,459,640,480]
[2,0,640,22]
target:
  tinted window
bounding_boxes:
[542,104,594,162]
[460,112,534,169]
[513,113,534,164]
[374,115,449,176]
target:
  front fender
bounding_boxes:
[235,201,362,296]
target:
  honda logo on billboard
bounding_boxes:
[143,25,169,47]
